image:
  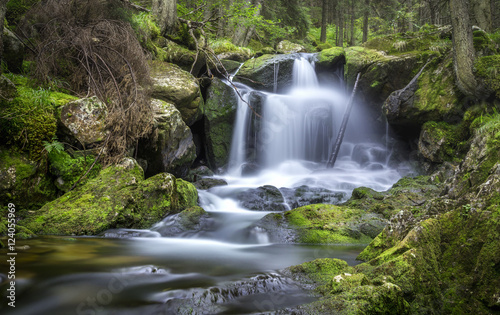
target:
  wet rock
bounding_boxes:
[277,40,306,54]
[241,162,261,176]
[22,158,199,235]
[152,206,213,237]
[58,96,107,148]
[234,54,297,93]
[186,165,214,182]
[138,99,196,178]
[193,178,228,190]
[236,185,288,211]
[203,77,238,170]
[2,28,24,73]
[315,47,345,72]
[280,185,346,209]
[151,61,204,125]
[351,144,387,166]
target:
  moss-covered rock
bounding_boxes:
[316,47,345,72]
[156,39,205,76]
[256,204,386,244]
[2,28,25,73]
[58,96,108,148]
[276,40,306,54]
[21,158,198,235]
[150,61,204,126]
[202,77,237,170]
[234,54,297,93]
[0,148,58,210]
[475,55,500,99]
[138,99,196,178]
[418,121,462,163]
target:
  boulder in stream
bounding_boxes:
[236,185,288,211]
[22,158,198,235]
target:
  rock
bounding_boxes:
[217,51,252,62]
[158,40,205,76]
[185,165,214,182]
[260,47,276,55]
[151,206,213,237]
[2,28,24,73]
[276,40,306,54]
[0,75,17,102]
[151,61,204,126]
[236,185,288,211]
[203,77,238,170]
[234,54,298,93]
[193,178,228,190]
[254,204,384,244]
[315,47,345,72]
[351,144,387,167]
[280,185,346,209]
[382,53,462,131]
[0,148,58,210]
[211,59,242,74]
[138,99,196,178]
[48,149,101,192]
[241,162,261,176]
[418,121,455,163]
[58,96,108,148]
[22,158,198,235]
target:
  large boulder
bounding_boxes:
[138,99,196,178]
[236,185,288,211]
[58,96,108,148]
[234,54,298,93]
[0,75,17,102]
[382,53,462,131]
[157,40,205,76]
[2,28,24,73]
[203,77,238,170]
[151,61,204,126]
[21,158,198,235]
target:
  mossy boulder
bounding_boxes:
[276,40,306,54]
[151,61,204,126]
[0,75,18,102]
[234,54,297,93]
[202,77,237,170]
[21,158,198,235]
[58,96,108,148]
[418,121,459,163]
[156,40,205,76]
[475,55,500,99]
[48,149,101,192]
[316,47,345,71]
[138,99,196,178]
[256,204,386,244]
[0,148,58,210]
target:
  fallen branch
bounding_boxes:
[327,72,361,169]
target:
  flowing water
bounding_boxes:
[1,53,404,314]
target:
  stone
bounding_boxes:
[234,54,298,93]
[203,77,238,170]
[58,96,107,148]
[280,185,346,209]
[0,75,17,103]
[158,40,205,76]
[193,178,228,190]
[276,40,306,54]
[138,99,196,178]
[151,61,204,126]
[21,158,199,235]
[2,28,24,73]
[236,185,288,211]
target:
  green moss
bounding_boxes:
[48,150,101,192]
[317,46,345,67]
[475,55,500,98]
[178,206,206,229]
[284,204,379,244]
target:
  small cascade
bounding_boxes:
[273,61,280,93]
[292,56,319,87]
[228,86,251,174]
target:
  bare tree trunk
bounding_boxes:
[338,1,344,47]
[320,0,328,43]
[362,0,369,43]
[471,0,492,31]
[0,0,6,72]
[349,0,355,45]
[450,0,477,95]
[152,0,177,36]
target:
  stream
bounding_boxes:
[1,53,405,314]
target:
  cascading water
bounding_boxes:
[2,53,405,315]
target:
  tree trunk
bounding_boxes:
[471,0,492,31]
[450,0,477,96]
[349,0,355,46]
[152,0,177,36]
[232,0,262,46]
[320,0,328,43]
[338,1,344,47]
[0,0,6,74]
[362,0,369,43]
